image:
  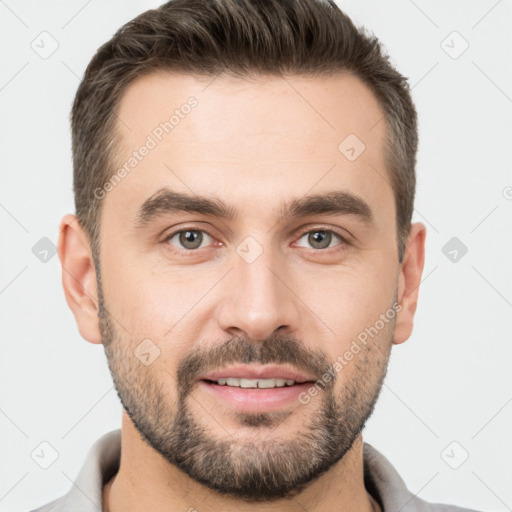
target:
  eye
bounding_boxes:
[295,229,346,251]
[164,229,214,251]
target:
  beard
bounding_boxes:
[95,260,394,502]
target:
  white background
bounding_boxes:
[1,0,511,510]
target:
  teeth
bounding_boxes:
[215,378,296,388]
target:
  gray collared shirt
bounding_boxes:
[30,429,483,512]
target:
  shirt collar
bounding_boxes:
[53,429,426,511]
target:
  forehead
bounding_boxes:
[115,70,386,156]
[105,70,391,225]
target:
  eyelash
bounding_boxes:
[162,225,349,255]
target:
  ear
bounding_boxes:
[58,214,102,344]
[393,222,427,345]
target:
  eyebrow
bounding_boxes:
[135,187,374,228]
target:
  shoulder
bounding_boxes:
[402,493,486,512]
[27,429,121,512]
[409,496,486,512]
[438,506,485,512]
[363,442,487,512]
[28,494,67,512]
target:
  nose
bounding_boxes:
[217,244,301,341]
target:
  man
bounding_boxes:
[31,0,483,510]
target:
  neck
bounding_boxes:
[103,413,378,512]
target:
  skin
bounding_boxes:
[58,71,426,512]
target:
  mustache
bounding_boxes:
[177,334,334,396]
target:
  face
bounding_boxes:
[93,71,402,500]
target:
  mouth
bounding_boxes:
[198,364,316,385]
[201,377,309,388]
[197,365,318,413]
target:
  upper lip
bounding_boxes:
[199,365,317,383]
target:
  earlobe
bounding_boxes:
[393,222,427,345]
[58,214,102,344]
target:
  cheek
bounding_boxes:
[101,244,193,322]
[299,263,396,345]
[122,280,198,338]
[103,263,217,371]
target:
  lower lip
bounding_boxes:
[198,380,314,413]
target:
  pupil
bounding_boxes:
[181,230,201,249]
[310,231,330,249]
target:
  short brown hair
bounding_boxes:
[71,0,417,262]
